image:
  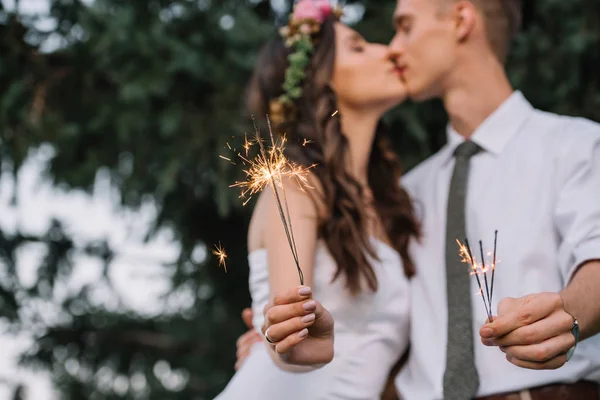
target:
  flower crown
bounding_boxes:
[269,0,343,127]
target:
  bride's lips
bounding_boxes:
[392,65,406,76]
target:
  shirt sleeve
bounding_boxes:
[554,118,600,284]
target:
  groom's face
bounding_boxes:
[389,0,458,101]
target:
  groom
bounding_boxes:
[385,0,600,399]
[251,0,600,399]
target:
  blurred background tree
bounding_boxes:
[0,0,598,398]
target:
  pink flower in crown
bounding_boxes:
[314,0,333,15]
[293,0,333,24]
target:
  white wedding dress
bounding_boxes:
[215,238,410,400]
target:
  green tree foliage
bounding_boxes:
[0,0,599,398]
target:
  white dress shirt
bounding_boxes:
[396,91,600,399]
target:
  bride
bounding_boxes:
[216,1,419,398]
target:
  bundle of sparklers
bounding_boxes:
[213,116,315,284]
[456,231,499,322]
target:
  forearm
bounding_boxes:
[560,260,600,340]
[265,342,324,373]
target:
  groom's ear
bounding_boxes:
[453,1,478,42]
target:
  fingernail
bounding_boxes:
[298,328,308,338]
[298,287,312,296]
[302,300,316,311]
[481,327,494,337]
[302,313,315,323]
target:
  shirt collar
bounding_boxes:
[440,91,534,165]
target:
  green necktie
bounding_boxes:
[443,141,482,400]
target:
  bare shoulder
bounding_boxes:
[247,172,323,251]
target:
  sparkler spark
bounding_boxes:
[212,242,228,272]
[331,110,338,117]
[243,133,252,157]
[230,131,314,202]
[219,155,236,165]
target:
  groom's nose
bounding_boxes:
[387,34,404,61]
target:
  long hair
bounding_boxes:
[245,18,420,294]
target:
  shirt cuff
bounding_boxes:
[566,238,600,284]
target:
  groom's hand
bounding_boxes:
[262,286,334,366]
[234,308,262,370]
[479,293,576,369]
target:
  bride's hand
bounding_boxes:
[262,286,334,366]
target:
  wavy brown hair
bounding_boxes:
[245,18,420,294]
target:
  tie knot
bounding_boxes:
[453,140,481,159]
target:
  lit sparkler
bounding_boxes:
[224,116,315,284]
[212,242,228,272]
[456,232,499,322]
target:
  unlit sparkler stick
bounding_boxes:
[490,230,498,311]
[480,240,492,312]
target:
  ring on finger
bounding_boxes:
[264,328,276,344]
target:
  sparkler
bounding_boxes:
[458,238,492,321]
[479,240,491,312]
[456,232,499,323]
[490,230,498,309]
[224,116,315,284]
[212,242,228,272]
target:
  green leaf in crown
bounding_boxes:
[268,0,343,126]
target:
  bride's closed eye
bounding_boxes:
[345,32,366,53]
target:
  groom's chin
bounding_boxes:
[407,87,440,103]
[402,79,443,103]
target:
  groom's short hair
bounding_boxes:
[440,0,522,63]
